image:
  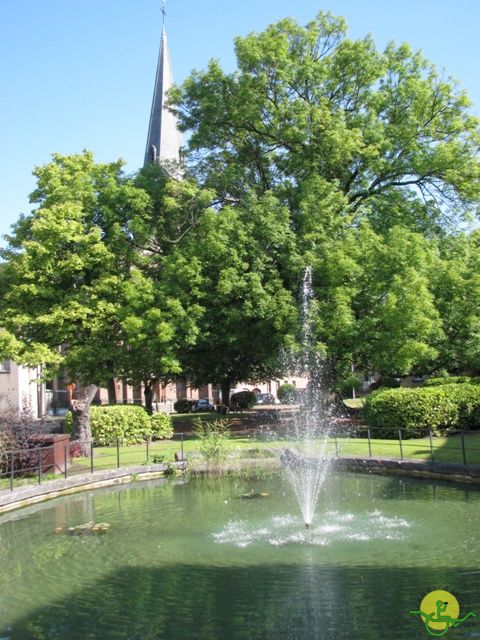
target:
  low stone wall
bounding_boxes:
[0,462,187,514]
[328,456,480,485]
[1,454,479,515]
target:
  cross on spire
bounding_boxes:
[161,0,166,25]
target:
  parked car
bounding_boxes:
[191,399,215,412]
[255,393,276,405]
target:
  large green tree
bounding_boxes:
[173,12,480,227]
[171,11,480,380]
[430,231,480,373]
[0,152,194,440]
[177,192,299,402]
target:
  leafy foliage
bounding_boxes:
[173,399,194,413]
[337,375,363,397]
[150,413,174,439]
[65,405,158,446]
[0,397,46,475]
[171,10,480,384]
[229,390,256,410]
[363,384,480,437]
[424,376,480,387]
[193,418,231,464]
[177,192,298,397]
[277,383,298,404]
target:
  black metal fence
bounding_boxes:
[328,426,480,465]
[1,427,480,492]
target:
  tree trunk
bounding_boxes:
[220,379,231,408]
[107,378,117,405]
[144,381,155,416]
[70,384,98,450]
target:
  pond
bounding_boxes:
[0,471,479,639]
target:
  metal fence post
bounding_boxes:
[461,431,467,465]
[64,443,68,479]
[398,429,403,460]
[367,429,372,458]
[90,442,94,474]
[116,438,120,469]
[429,431,435,463]
[146,437,149,462]
[10,452,14,491]
[37,450,42,484]
[334,435,339,457]
[181,432,184,461]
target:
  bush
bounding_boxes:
[277,383,297,404]
[337,375,363,397]
[150,412,173,439]
[173,398,194,413]
[0,397,46,475]
[65,405,175,445]
[194,418,231,464]
[229,390,256,410]
[424,376,480,387]
[66,405,152,446]
[369,376,401,391]
[363,384,480,438]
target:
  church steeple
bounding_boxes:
[144,17,183,167]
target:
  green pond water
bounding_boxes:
[0,471,478,639]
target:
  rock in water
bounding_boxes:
[280,448,304,469]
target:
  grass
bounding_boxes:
[3,431,480,491]
[343,397,366,409]
[70,431,480,472]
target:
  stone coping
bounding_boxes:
[0,462,187,514]
[0,455,479,515]
[328,456,480,485]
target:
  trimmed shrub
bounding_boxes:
[424,376,480,387]
[173,398,194,413]
[277,383,297,404]
[363,384,480,438]
[150,412,173,439]
[229,390,256,410]
[65,405,152,446]
[369,376,401,391]
[337,375,363,397]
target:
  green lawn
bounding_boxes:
[3,431,479,491]
[343,397,366,409]
[70,431,480,472]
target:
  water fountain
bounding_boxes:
[281,266,334,529]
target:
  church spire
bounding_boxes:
[144,6,183,167]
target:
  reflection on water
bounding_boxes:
[0,473,478,639]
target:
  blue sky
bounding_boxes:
[1,0,479,243]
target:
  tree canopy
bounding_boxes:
[0,153,201,437]
[173,12,480,232]
[171,10,480,379]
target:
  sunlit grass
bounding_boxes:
[2,432,479,491]
[71,432,480,470]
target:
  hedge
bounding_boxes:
[424,376,480,387]
[150,412,174,439]
[363,384,480,438]
[65,405,173,446]
[173,398,195,413]
[230,390,256,410]
[277,383,297,404]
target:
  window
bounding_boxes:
[0,360,11,373]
